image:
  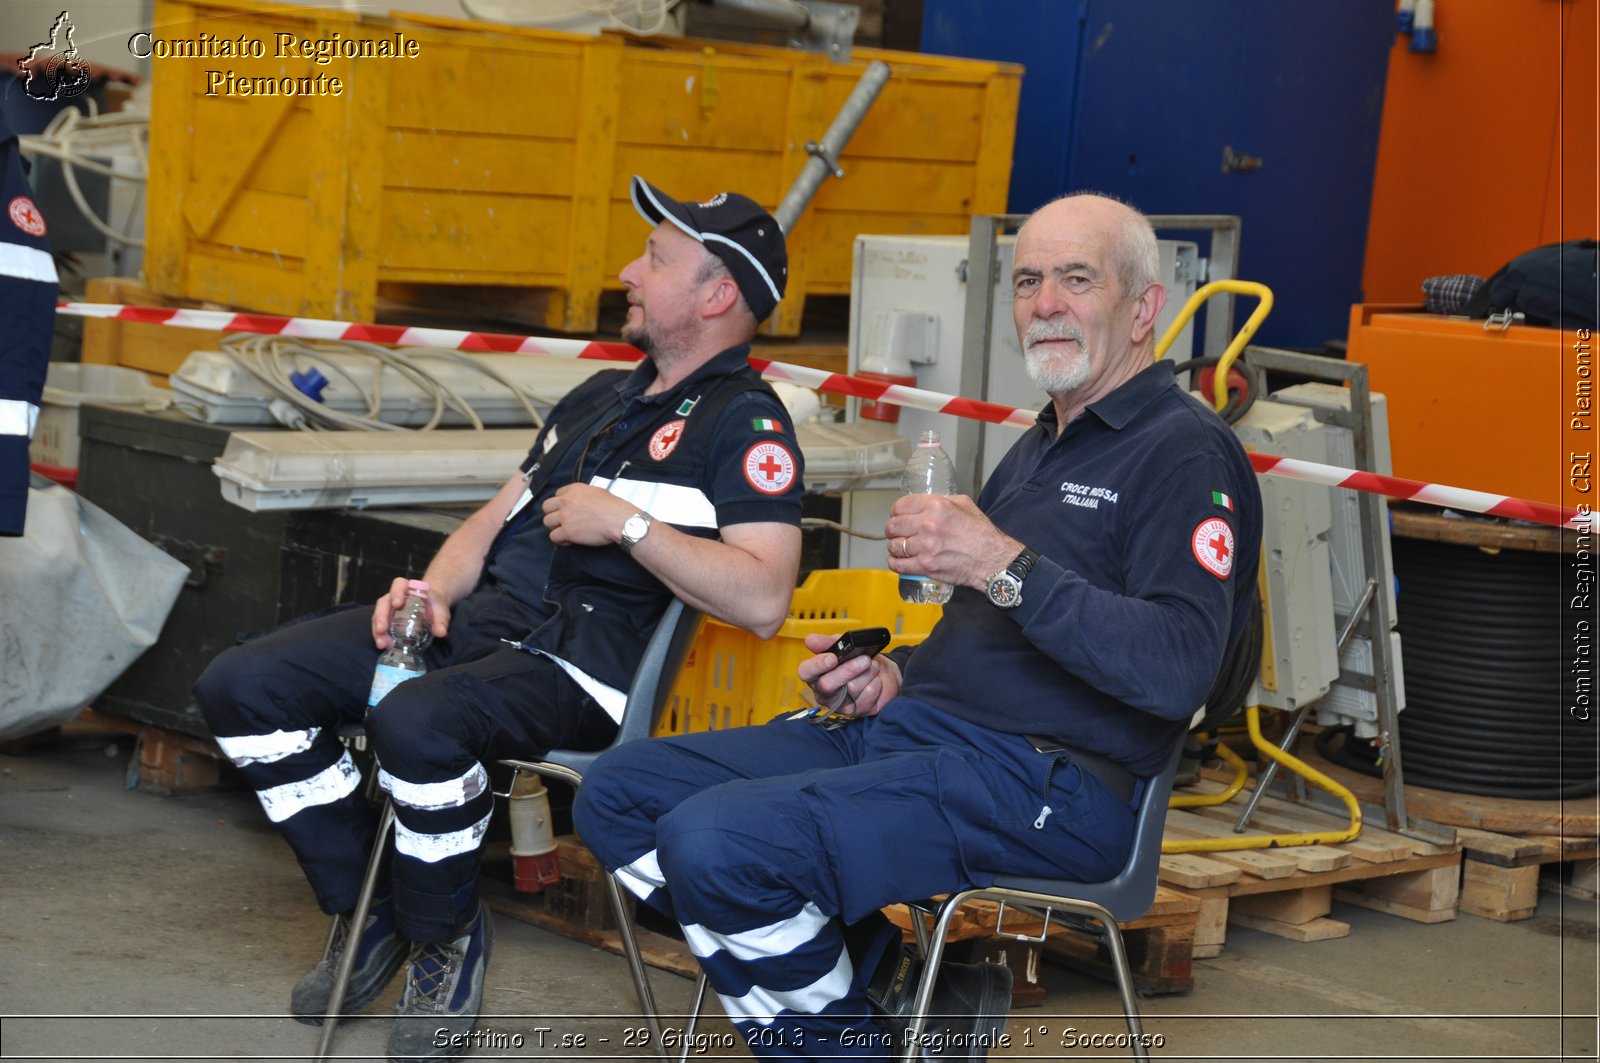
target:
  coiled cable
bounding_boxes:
[1391,536,1595,799]
[1170,355,1264,425]
[217,334,545,432]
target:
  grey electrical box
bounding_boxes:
[1273,382,1405,737]
[1229,397,1340,712]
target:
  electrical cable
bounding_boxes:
[20,107,150,249]
[457,0,681,34]
[1314,725,1383,778]
[1190,592,1263,735]
[1390,536,1596,799]
[216,335,551,433]
[1169,355,1263,425]
[800,517,886,541]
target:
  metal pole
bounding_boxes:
[772,60,891,234]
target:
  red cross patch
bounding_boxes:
[649,419,686,461]
[8,196,46,238]
[1191,517,1235,580]
[743,441,796,495]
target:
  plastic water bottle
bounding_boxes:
[367,580,432,713]
[899,430,956,605]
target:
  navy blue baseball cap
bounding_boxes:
[630,176,788,322]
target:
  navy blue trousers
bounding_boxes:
[196,604,615,941]
[573,699,1138,1060]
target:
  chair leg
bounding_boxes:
[314,797,395,1063]
[605,871,670,1063]
[678,972,710,1063]
[1098,921,1151,1063]
[898,893,970,1063]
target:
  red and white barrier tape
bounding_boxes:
[1244,454,1574,529]
[55,301,644,361]
[55,301,1583,530]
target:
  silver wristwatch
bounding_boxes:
[986,547,1040,609]
[619,512,654,553]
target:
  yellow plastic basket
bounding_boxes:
[657,570,942,736]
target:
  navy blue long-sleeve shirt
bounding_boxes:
[900,361,1263,777]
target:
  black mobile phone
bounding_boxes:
[827,627,891,664]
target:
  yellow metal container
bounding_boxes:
[143,0,1021,335]
[657,569,942,737]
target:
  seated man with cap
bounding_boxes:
[195,177,805,1062]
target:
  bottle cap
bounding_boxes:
[406,580,430,598]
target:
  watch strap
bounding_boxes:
[1008,547,1040,581]
[620,511,653,552]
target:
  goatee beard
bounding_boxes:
[1023,320,1091,395]
[623,324,654,355]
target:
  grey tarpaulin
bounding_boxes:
[0,476,187,741]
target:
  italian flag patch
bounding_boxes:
[1211,491,1234,511]
[752,417,780,432]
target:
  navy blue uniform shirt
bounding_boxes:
[1,111,58,535]
[900,361,1263,777]
[448,345,803,692]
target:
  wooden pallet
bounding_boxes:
[1292,742,1599,838]
[1456,827,1600,921]
[2,708,228,793]
[885,885,1202,1000]
[1160,782,1460,956]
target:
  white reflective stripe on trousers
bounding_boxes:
[392,809,493,864]
[215,727,321,766]
[615,848,667,901]
[256,751,360,823]
[717,944,854,1027]
[378,763,488,811]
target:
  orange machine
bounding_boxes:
[1346,304,1592,513]
[1362,0,1595,303]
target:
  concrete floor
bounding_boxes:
[2,736,1597,1063]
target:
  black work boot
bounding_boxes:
[869,943,1013,1061]
[387,902,494,1062]
[291,897,408,1025]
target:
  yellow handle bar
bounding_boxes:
[1153,279,1275,413]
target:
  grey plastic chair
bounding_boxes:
[313,599,702,1063]
[896,736,1187,1063]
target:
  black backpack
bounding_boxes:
[1464,239,1599,330]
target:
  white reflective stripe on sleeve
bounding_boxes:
[0,399,39,438]
[0,242,58,284]
[529,649,626,723]
[377,763,488,811]
[717,944,853,1026]
[393,809,493,864]
[682,901,830,964]
[215,726,321,767]
[589,475,717,530]
[255,752,361,823]
[615,849,666,901]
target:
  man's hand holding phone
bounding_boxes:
[797,627,900,723]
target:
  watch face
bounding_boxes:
[622,514,650,546]
[987,573,1022,608]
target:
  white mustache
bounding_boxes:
[1024,321,1084,351]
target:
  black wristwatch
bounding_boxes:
[986,547,1039,609]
